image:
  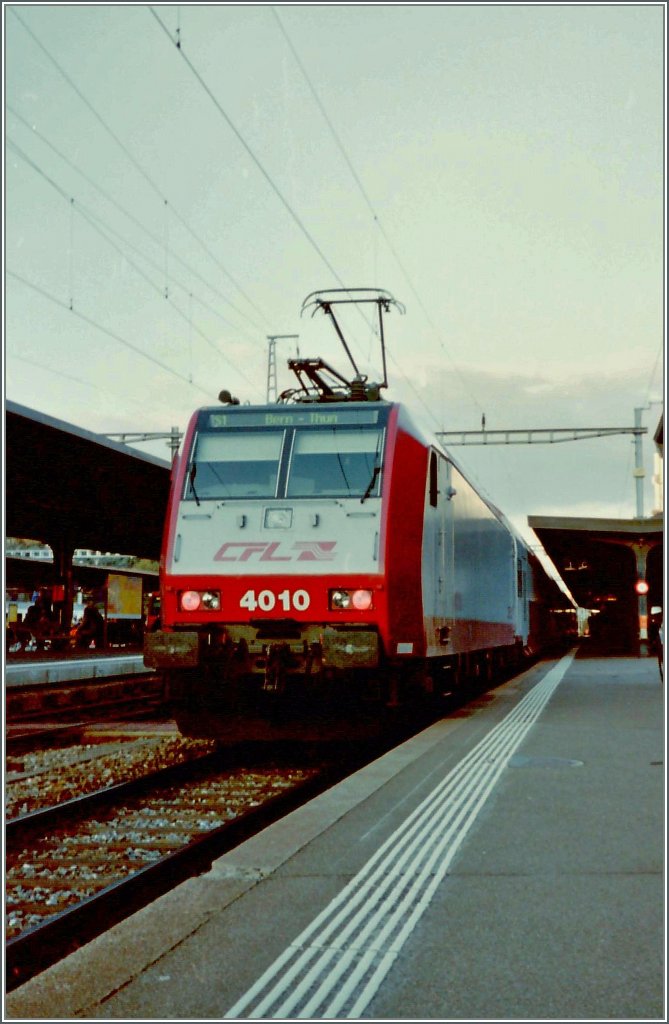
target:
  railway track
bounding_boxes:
[5,670,471,992]
[6,704,172,758]
[5,745,356,993]
[6,673,164,725]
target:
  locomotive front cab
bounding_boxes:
[145,402,397,726]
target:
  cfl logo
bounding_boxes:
[214,541,337,562]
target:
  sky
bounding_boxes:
[4,3,665,562]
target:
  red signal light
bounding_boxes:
[634,580,649,596]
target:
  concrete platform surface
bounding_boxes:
[4,651,665,1021]
[6,652,150,687]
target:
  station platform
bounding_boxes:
[4,651,665,1021]
[5,650,151,688]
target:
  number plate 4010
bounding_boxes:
[240,589,310,612]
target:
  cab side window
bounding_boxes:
[429,451,438,507]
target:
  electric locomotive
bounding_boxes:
[145,290,566,738]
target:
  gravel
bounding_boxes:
[5,735,218,819]
[6,762,318,940]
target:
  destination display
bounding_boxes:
[206,408,382,429]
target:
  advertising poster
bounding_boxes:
[106,574,143,620]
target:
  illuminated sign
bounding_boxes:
[207,409,380,429]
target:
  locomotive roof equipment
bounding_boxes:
[278,288,405,405]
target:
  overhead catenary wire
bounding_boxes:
[10,7,270,331]
[7,137,264,398]
[12,5,439,415]
[271,6,486,423]
[7,269,217,400]
[77,197,264,346]
[8,101,266,338]
[7,352,161,418]
[10,12,394,411]
[268,7,529,514]
[149,6,397,375]
[149,7,347,293]
[269,5,572,540]
[75,203,264,398]
[150,6,477,446]
[72,200,265,392]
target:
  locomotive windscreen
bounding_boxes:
[286,428,383,498]
[186,431,283,500]
[185,405,389,502]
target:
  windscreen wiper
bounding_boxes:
[360,465,381,504]
[189,464,201,506]
[361,433,383,504]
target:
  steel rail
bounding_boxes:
[6,673,163,724]
[6,751,231,847]
[6,758,338,993]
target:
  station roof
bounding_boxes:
[5,555,158,592]
[653,413,663,448]
[528,515,664,609]
[5,401,172,560]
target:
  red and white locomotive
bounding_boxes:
[146,290,569,738]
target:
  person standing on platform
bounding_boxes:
[75,599,105,649]
[649,610,663,681]
[657,617,663,681]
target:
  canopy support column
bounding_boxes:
[49,535,75,634]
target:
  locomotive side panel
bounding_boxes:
[421,450,455,658]
[382,424,430,660]
[412,434,521,663]
[448,464,517,653]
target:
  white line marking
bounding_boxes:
[225,653,574,1019]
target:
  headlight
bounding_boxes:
[179,590,221,611]
[352,589,373,610]
[329,589,373,611]
[264,507,293,529]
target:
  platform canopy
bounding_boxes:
[528,514,664,613]
[5,400,172,560]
